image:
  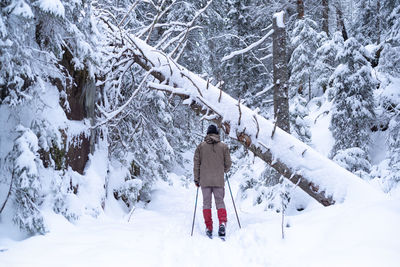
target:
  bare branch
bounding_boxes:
[253,114,260,139]
[180,71,203,97]
[118,0,140,28]
[93,69,153,128]
[271,119,278,139]
[221,29,273,62]
[0,170,13,215]
[237,98,242,125]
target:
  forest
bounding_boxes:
[0,0,399,266]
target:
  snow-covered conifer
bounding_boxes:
[8,125,46,235]
[0,0,38,106]
[290,95,312,144]
[379,5,400,78]
[352,0,380,45]
[386,117,400,190]
[313,32,344,96]
[332,147,371,178]
[329,38,376,174]
[289,17,324,101]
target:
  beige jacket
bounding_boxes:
[193,134,232,187]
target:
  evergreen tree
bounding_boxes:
[380,0,400,34]
[290,95,311,144]
[289,17,325,101]
[288,17,322,144]
[379,5,400,78]
[314,31,344,96]
[0,0,43,106]
[386,117,400,190]
[329,38,376,175]
[352,0,380,45]
[382,5,400,190]
[8,125,46,235]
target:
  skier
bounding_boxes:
[194,124,232,238]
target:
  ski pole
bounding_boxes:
[191,186,199,236]
[226,173,241,229]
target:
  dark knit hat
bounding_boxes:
[207,124,219,135]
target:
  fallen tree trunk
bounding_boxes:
[116,34,380,207]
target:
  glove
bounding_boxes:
[195,181,200,187]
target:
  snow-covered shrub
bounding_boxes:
[238,153,293,212]
[240,170,294,213]
[51,171,81,222]
[290,95,312,144]
[8,125,47,235]
[114,179,143,209]
[30,119,65,170]
[333,147,371,178]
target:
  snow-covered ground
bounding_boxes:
[1,90,399,266]
[1,169,400,267]
[1,78,399,266]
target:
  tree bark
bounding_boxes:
[59,47,95,175]
[273,13,290,134]
[376,1,381,44]
[297,0,304,19]
[336,4,348,41]
[322,0,329,36]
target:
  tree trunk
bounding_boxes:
[297,0,304,19]
[273,12,290,134]
[59,47,96,175]
[336,4,348,41]
[322,0,329,36]
[376,1,381,44]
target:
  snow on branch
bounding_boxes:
[221,29,274,62]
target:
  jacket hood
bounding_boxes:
[205,133,220,144]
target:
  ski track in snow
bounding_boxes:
[1,171,400,267]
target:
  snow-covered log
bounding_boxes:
[124,36,380,206]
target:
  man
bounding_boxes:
[193,124,232,238]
